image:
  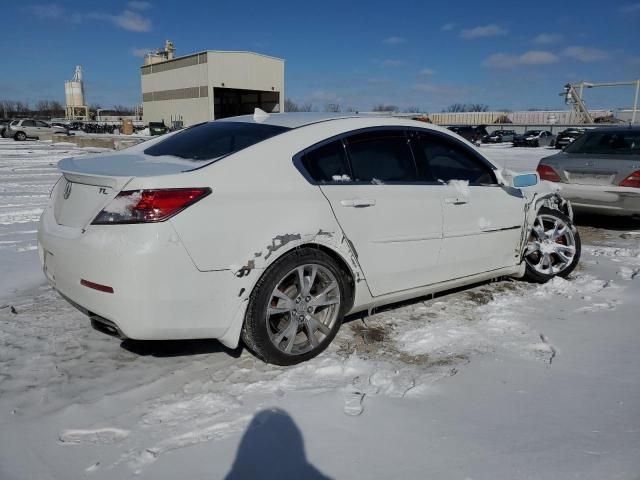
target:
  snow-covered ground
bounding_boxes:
[1,139,639,479]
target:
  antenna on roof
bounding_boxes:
[253,108,270,123]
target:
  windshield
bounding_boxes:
[564,131,640,155]
[524,130,541,136]
[144,122,290,161]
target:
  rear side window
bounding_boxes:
[345,130,417,183]
[22,120,35,127]
[144,122,290,161]
[564,131,640,155]
[413,133,496,184]
[301,141,350,183]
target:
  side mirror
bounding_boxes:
[512,173,538,188]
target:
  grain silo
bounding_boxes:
[65,65,89,120]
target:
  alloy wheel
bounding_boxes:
[266,263,341,355]
[524,214,577,276]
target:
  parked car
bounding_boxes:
[0,119,12,138]
[38,113,581,365]
[537,126,640,216]
[482,129,516,143]
[9,119,67,141]
[149,122,169,136]
[513,130,555,147]
[447,125,488,144]
[554,128,585,149]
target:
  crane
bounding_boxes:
[562,79,640,124]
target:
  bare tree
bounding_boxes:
[445,103,489,113]
[284,98,312,112]
[112,105,134,115]
[50,100,64,117]
[324,103,341,113]
[372,104,398,112]
[403,106,422,113]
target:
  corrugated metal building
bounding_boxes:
[141,50,285,127]
[427,110,612,125]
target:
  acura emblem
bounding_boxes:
[63,181,72,199]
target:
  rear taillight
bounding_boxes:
[92,188,211,224]
[536,164,561,182]
[619,171,640,188]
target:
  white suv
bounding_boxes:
[9,119,67,141]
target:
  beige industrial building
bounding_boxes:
[141,44,285,127]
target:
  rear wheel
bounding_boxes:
[242,248,351,365]
[523,207,581,283]
[14,131,26,141]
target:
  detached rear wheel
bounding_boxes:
[523,207,581,283]
[14,132,26,141]
[242,248,350,365]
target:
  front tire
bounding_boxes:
[242,248,351,365]
[523,207,581,283]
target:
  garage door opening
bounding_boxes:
[213,88,280,119]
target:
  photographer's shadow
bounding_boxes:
[225,408,331,480]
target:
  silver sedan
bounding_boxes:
[537,126,640,216]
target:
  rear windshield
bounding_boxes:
[564,131,640,155]
[144,122,290,161]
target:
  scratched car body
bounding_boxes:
[38,112,581,365]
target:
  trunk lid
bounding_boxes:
[54,152,199,228]
[553,153,640,186]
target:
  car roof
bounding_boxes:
[586,125,640,133]
[218,112,376,129]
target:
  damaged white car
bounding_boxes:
[38,112,581,365]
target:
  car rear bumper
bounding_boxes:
[37,206,246,343]
[557,183,640,216]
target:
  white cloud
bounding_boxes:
[562,46,609,62]
[374,58,405,67]
[533,33,563,45]
[28,4,151,32]
[127,1,151,10]
[440,22,455,32]
[483,50,559,68]
[460,24,507,39]
[28,3,64,19]
[411,83,470,97]
[382,36,406,45]
[619,2,640,13]
[131,47,152,57]
[418,68,435,76]
[112,10,151,32]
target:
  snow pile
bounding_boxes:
[102,191,142,214]
[332,174,351,182]
[447,179,470,196]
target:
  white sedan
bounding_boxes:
[38,112,581,365]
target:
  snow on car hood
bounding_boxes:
[58,152,202,177]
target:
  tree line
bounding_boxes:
[285,98,490,114]
[0,99,136,119]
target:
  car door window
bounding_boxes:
[344,130,417,183]
[413,133,496,184]
[36,121,49,127]
[22,120,35,127]
[300,140,351,183]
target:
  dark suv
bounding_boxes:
[0,119,12,138]
[554,128,585,149]
[447,125,489,144]
[482,129,516,143]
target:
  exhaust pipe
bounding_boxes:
[90,315,126,339]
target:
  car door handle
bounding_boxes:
[444,196,468,205]
[340,199,376,208]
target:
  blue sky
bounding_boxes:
[2,0,639,112]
